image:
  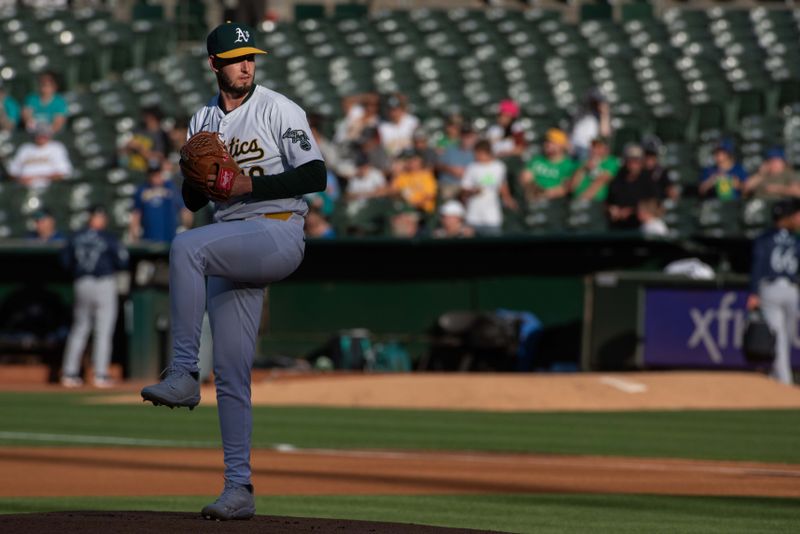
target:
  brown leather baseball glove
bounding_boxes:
[179,131,242,202]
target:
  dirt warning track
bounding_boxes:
[2,447,799,499]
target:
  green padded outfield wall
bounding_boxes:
[262,276,584,362]
[0,235,736,375]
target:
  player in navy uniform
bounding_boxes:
[60,205,128,388]
[747,199,800,385]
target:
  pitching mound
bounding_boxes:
[1,511,498,534]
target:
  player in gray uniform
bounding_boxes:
[140,22,326,520]
[60,205,128,388]
[748,199,800,385]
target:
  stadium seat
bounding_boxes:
[567,200,608,233]
[742,198,775,238]
[523,198,568,235]
[662,198,698,236]
[295,3,326,20]
[697,199,742,237]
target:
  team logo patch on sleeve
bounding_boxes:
[282,128,312,151]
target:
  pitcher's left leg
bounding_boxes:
[208,275,264,486]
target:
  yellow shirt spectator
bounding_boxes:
[391,153,438,213]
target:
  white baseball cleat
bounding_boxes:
[60,375,84,388]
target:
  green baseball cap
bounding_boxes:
[207,22,267,59]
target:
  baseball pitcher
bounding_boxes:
[140,21,326,520]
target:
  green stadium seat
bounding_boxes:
[567,200,608,233]
[662,198,697,236]
[523,198,568,234]
[622,1,654,22]
[689,103,726,142]
[174,0,207,41]
[697,199,742,238]
[579,1,612,22]
[295,4,326,20]
[655,116,688,143]
[742,198,775,238]
[501,207,524,235]
[132,1,164,21]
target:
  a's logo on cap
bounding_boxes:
[234,27,250,43]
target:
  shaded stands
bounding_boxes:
[2,5,800,239]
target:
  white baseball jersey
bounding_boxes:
[8,140,72,188]
[187,85,324,222]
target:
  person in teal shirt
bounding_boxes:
[0,85,20,131]
[569,136,620,201]
[22,71,67,134]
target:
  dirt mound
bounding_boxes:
[1,511,498,534]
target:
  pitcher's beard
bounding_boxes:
[218,72,252,97]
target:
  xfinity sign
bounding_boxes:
[643,288,800,369]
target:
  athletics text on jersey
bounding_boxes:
[187,85,325,222]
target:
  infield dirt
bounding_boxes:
[2,446,799,499]
[87,371,800,411]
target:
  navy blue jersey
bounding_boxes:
[61,229,129,278]
[750,228,800,293]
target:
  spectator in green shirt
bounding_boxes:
[435,115,464,152]
[569,136,620,201]
[520,128,577,202]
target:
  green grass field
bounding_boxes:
[1,391,799,533]
[1,392,800,463]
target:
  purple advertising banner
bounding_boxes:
[643,287,800,368]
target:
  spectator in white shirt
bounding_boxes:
[378,94,419,158]
[486,99,525,158]
[334,92,380,145]
[432,200,475,239]
[345,152,388,215]
[638,198,669,237]
[7,124,72,189]
[570,88,612,161]
[460,140,518,236]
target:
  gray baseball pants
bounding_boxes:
[759,278,798,385]
[61,276,118,379]
[168,215,305,486]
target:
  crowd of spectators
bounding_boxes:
[4,75,800,243]
[304,87,800,240]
